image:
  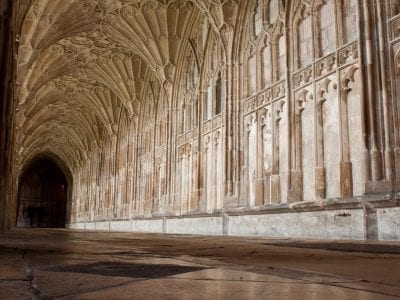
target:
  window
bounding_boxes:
[294,0,358,69]
[204,73,223,120]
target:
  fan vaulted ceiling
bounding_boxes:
[15,0,238,172]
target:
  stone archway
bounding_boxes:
[16,158,68,228]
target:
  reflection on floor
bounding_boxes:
[0,229,399,299]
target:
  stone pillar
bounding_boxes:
[339,75,353,197]
[245,114,257,206]
[361,0,383,182]
[110,134,117,218]
[215,130,223,209]
[289,91,308,202]
[258,109,267,206]
[271,101,284,204]
[224,63,234,200]
[314,89,326,200]
[204,136,212,211]
[376,0,396,186]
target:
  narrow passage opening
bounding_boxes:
[17,158,68,228]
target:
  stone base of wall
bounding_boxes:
[67,193,400,241]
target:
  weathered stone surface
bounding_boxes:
[166,217,223,235]
[377,207,400,240]
[133,219,163,233]
[68,195,400,240]
[1,229,400,299]
[110,220,132,232]
[228,210,364,240]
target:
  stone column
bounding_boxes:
[215,130,223,209]
[289,90,308,202]
[204,136,212,211]
[259,109,269,205]
[271,101,284,204]
[110,134,117,218]
[314,83,327,200]
[339,76,353,198]
[361,0,383,182]
[376,0,395,185]
[246,114,257,206]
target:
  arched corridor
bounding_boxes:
[17,158,68,228]
[1,0,400,298]
[0,0,399,240]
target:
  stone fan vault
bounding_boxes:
[1,0,400,240]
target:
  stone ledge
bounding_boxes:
[225,192,400,216]
[70,192,400,223]
[67,203,400,241]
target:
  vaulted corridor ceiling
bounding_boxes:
[16,0,232,171]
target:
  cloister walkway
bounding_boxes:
[0,229,400,299]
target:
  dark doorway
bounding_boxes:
[17,158,68,228]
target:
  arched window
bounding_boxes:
[294,0,358,68]
[246,0,284,93]
[179,49,200,133]
[202,29,224,122]
[204,71,223,120]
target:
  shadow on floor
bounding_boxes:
[265,242,400,254]
[47,262,206,279]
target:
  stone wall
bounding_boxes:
[68,192,400,241]
[8,0,400,239]
[0,0,17,231]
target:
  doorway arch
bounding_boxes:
[16,157,69,228]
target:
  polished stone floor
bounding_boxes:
[0,229,400,299]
